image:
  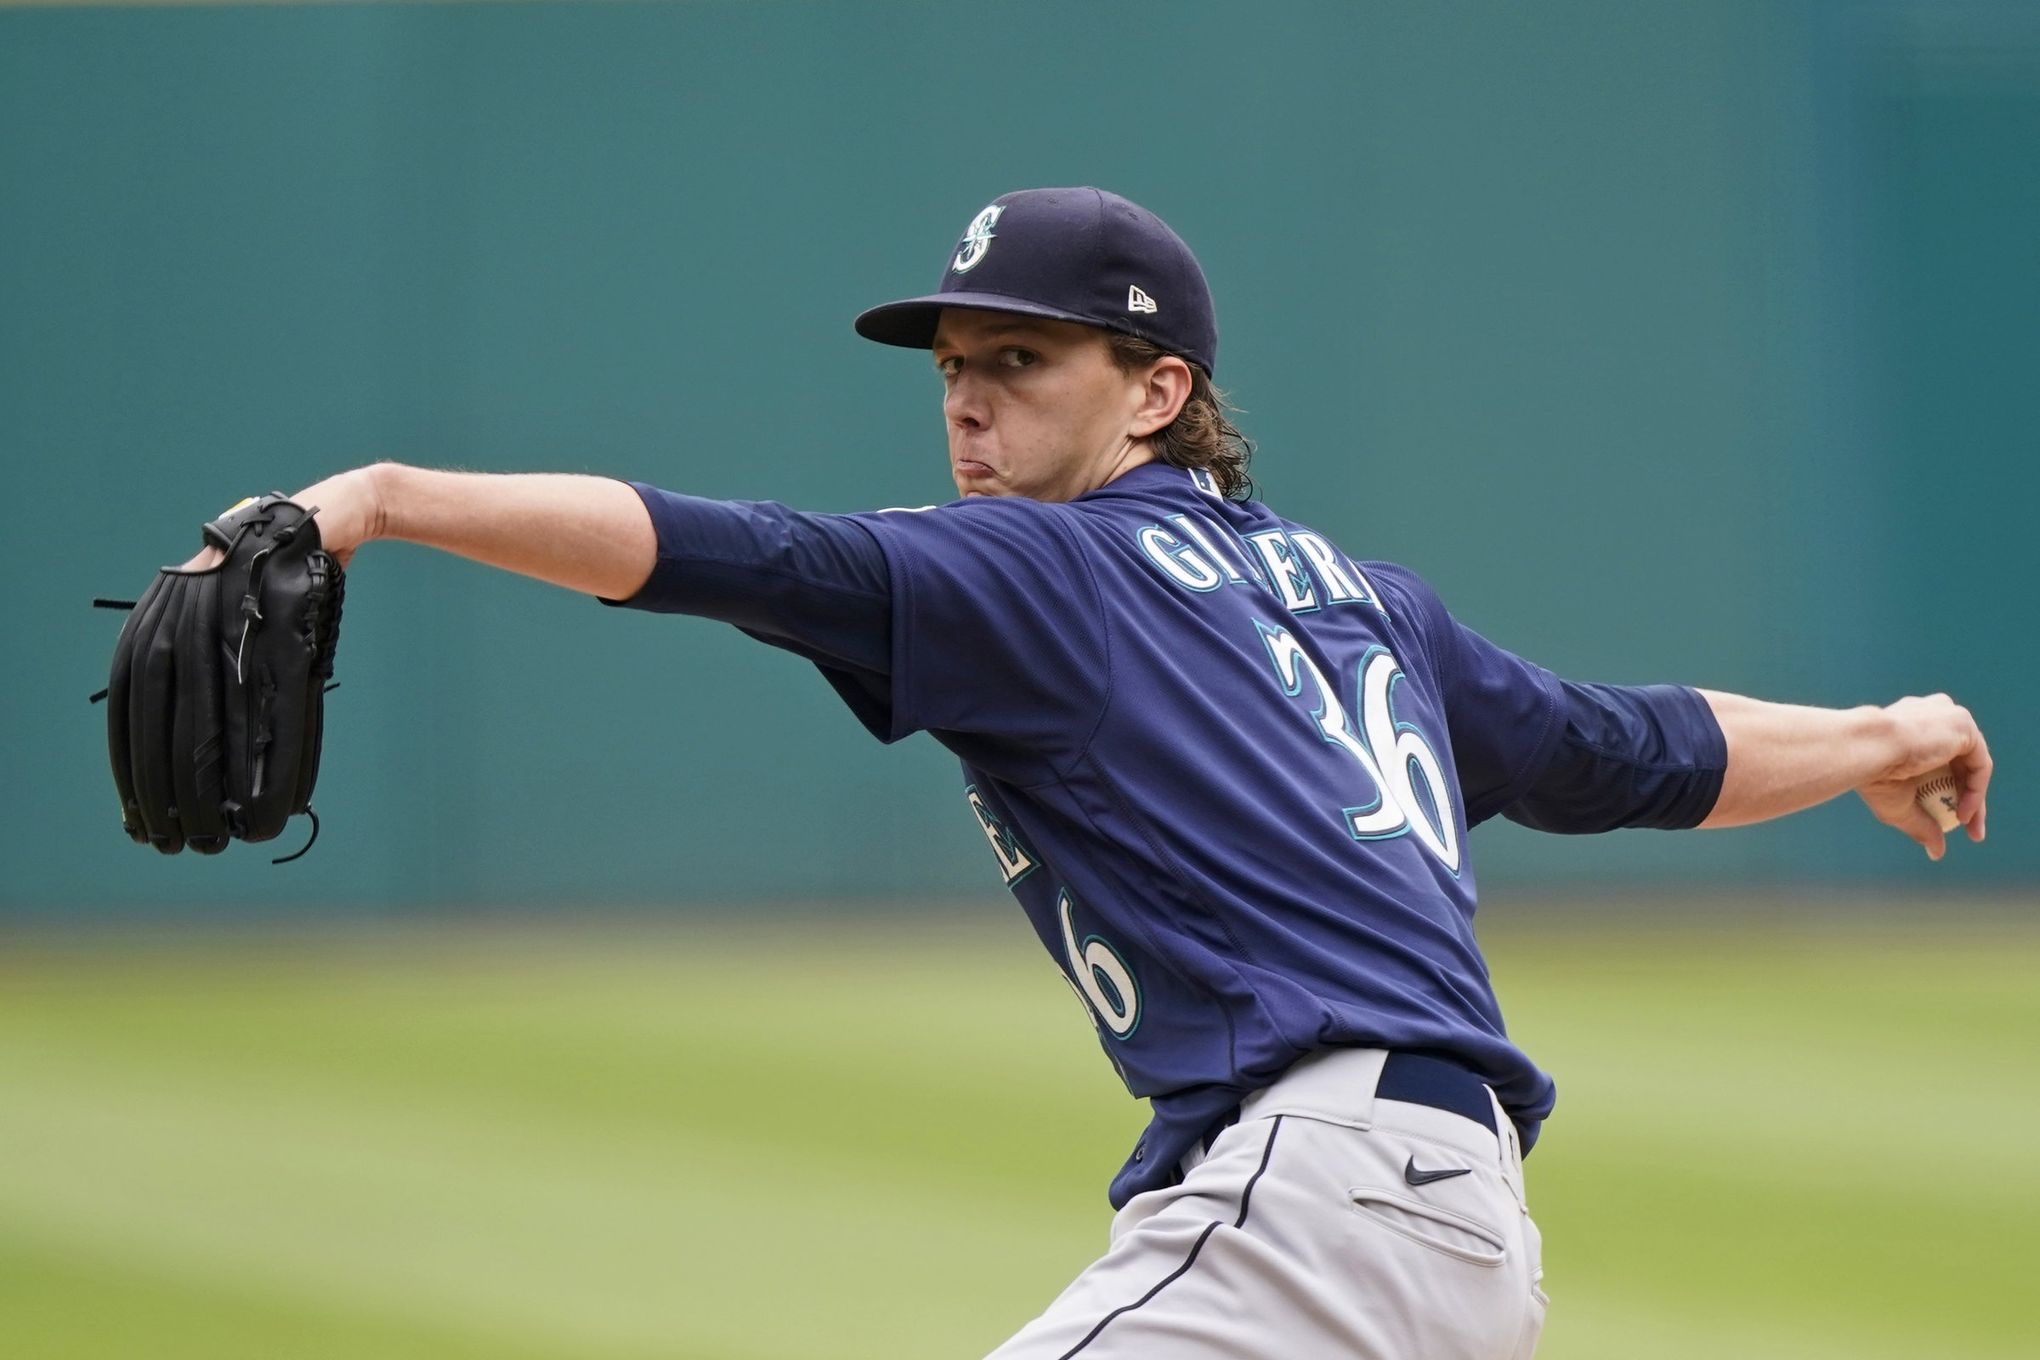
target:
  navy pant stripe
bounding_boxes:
[1057,1116,1285,1359]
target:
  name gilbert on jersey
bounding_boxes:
[1133,513,1385,616]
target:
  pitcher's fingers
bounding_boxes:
[1896,803,1948,860]
[1954,728,1992,841]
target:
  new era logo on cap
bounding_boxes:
[1127,285,1157,314]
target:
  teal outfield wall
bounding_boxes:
[4,1,2034,915]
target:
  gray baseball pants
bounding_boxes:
[986,1047,1547,1359]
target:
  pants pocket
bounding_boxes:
[1349,1187,1508,1266]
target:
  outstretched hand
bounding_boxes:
[177,466,385,573]
[1856,694,1991,860]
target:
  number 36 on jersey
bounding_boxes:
[1257,622,1462,874]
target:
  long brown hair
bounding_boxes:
[1107,333,1256,500]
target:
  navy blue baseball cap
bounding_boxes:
[855,187,1219,375]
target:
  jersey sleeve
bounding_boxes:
[598,482,896,732]
[844,498,1110,778]
[1502,681,1727,833]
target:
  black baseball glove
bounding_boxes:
[100,494,345,861]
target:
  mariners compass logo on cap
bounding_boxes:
[952,204,1003,274]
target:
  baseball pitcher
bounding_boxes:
[115,188,1991,1359]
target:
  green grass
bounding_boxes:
[2,913,2036,1358]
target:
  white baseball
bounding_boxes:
[1915,770,1961,833]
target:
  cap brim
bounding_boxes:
[853,292,1105,350]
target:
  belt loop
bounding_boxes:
[1486,1086,1528,1212]
[1356,1047,1387,1130]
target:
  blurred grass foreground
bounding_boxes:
[3,910,2037,1360]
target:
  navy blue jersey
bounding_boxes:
[609,463,1723,1207]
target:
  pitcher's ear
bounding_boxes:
[1130,354,1194,439]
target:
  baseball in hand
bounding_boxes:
[1915,768,1961,833]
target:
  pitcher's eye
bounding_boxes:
[998,348,1038,369]
[935,356,961,379]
